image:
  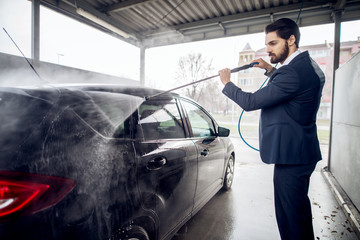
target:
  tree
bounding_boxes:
[175,52,229,114]
[175,53,214,102]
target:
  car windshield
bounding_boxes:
[71,91,144,138]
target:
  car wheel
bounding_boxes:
[117,225,150,240]
[223,155,234,190]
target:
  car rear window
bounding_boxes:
[0,89,53,154]
[71,91,144,139]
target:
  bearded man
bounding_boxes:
[219,18,325,240]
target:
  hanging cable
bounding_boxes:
[237,0,304,151]
[154,0,186,28]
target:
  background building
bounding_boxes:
[237,39,360,120]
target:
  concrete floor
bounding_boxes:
[172,137,359,240]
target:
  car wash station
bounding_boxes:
[1,0,360,239]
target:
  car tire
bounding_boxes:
[222,155,234,190]
[118,225,150,240]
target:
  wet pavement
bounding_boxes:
[172,137,359,240]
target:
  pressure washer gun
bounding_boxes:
[230,62,259,73]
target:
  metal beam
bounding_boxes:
[140,46,146,86]
[334,0,347,10]
[45,0,141,40]
[146,1,330,36]
[103,0,154,13]
[31,0,40,61]
[142,5,336,48]
[328,9,342,171]
[218,22,226,35]
[40,0,360,49]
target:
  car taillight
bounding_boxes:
[0,171,76,220]
[0,180,49,217]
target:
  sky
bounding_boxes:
[1,0,360,89]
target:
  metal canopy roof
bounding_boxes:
[40,0,360,49]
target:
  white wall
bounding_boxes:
[330,51,360,210]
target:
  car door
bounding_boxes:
[179,99,226,211]
[134,98,198,239]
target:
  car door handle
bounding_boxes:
[201,149,209,156]
[147,156,167,170]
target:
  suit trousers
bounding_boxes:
[273,162,317,240]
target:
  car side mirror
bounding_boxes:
[218,126,230,137]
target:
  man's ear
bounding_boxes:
[288,35,296,46]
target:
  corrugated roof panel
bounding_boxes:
[273,0,281,7]
[223,0,239,15]
[282,0,290,5]
[253,0,262,9]
[85,0,105,9]
[39,0,360,48]
[197,0,216,17]
[242,0,254,11]
[213,0,231,15]
[118,9,153,32]
[161,0,188,24]
[140,3,174,26]
[232,0,246,12]
[263,0,271,8]
[182,1,202,21]
[168,0,194,24]
[205,0,223,17]
[187,1,208,20]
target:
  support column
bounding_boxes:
[140,46,146,86]
[333,11,341,74]
[328,10,342,171]
[31,0,40,61]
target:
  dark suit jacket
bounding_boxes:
[223,51,325,165]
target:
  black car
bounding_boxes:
[0,84,235,240]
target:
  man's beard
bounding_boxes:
[269,42,289,64]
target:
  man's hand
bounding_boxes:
[218,68,231,85]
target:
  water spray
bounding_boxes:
[145,62,259,100]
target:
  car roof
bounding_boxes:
[66,84,178,99]
[0,84,180,101]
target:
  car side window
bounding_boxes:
[181,100,216,138]
[72,91,142,139]
[138,100,185,140]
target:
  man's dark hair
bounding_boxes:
[265,18,300,48]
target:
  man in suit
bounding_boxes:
[219,18,325,240]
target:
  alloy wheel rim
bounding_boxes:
[226,158,234,186]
